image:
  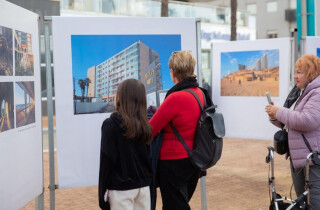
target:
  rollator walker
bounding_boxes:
[266,146,320,210]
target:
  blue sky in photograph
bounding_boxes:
[71,35,181,96]
[220,49,279,78]
[317,48,320,58]
[15,83,25,105]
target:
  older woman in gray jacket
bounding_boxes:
[266,54,320,209]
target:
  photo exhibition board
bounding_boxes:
[211,38,291,140]
[52,17,198,188]
[0,1,42,209]
[304,36,320,57]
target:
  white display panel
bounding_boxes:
[0,1,43,209]
[147,92,157,107]
[52,17,197,188]
[304,36,320,57]
[212,38,291,140]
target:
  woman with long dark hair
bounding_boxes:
[98,79,153,210]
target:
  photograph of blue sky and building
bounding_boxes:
[15,81,35,128]
[71,34,181,114]
[221,49,279,96]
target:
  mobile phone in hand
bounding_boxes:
[266,92,272,104]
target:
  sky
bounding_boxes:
[15,82,26,105]
[71,34,181,96]
[15,82,33,106]
[220,49,279,78]
[317,48,320,58]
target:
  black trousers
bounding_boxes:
[158,158,201,210]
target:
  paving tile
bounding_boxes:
[22,137,293,210]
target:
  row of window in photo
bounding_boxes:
[96,76,139,97]
[108,61,139,74]
[97,55,138,70]
[97,73,139,90]
[96,71,139,84]
[96,49,139,69]
[96,64,139,82]
[97,60,139,77]
[112,44,139,61]
[97,72,139,88]
[97,55,139,73]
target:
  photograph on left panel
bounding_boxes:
[0,82,14,133]
[15,81,35,128]
[0,25,13,76]
[14,30,34,76]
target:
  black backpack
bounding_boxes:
[170,89,225,171]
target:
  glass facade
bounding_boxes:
[60,0,249,27]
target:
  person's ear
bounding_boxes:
[170,68,175,76]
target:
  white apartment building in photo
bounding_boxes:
[87,40,161,102]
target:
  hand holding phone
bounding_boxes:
[266,92,272,104]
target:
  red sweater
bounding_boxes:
[149,87,204,160]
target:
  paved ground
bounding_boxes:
[22,137,295,210]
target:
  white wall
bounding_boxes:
[303,36,320,55]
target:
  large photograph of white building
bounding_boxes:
[71,34,181,114]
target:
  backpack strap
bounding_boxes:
[170,122,192,156]
[169,88,206,156]
[301,134,320,166]
[302,134,312,153]
[182,89,206,111]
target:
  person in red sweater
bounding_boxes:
[150,51,211,210]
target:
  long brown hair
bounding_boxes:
[115,79,153,144]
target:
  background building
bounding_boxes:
[8,0,256,95]
[202,0,297,39]
[238,64,246,70]
[86,66,96,98]
[256,59,261,70]
[261,53,268,69]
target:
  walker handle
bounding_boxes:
[311,151,320,166]
[266,146,274,163]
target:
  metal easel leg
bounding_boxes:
[44,16,55,210]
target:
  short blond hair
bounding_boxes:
[295,54,320,81]
[168,51,196,81]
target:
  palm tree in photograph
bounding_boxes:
[78,78,91,102]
